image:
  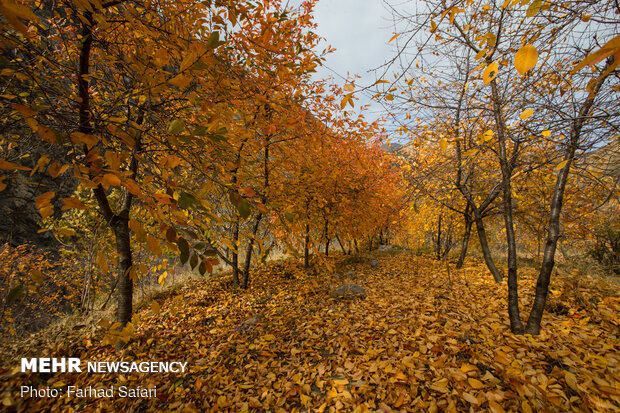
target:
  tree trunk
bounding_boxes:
[304,222,310,268]
[473,212,502,283]
[456,212,472,269]
[436,213,443,261]
[232,218,239,287]
[525,58,612,335]
[324,218,329,257]
[112,218,133,330]
[490,73,524,334]
[241,214,261,289]
[336,234,346,254]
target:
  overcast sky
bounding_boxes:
[290,0,397,126]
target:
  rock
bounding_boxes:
[341,255,369,266]
[330,284,367,300]
[369,259,379,268]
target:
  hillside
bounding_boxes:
[1,251,619,412]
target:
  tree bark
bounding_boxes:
[473,211,503,283]
[525,58,613,334]
[232,218,239,287]
[304,222,310,268]
[436,213,443,261]
[456,205,472,269]
[489,67,524,334]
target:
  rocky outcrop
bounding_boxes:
[330,284,367,300]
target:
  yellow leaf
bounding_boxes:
[555,159,569,170]
[31,269,43,284]
[488,400,505,413]
[264,334,276,342]
[385,94,394,101]
[520,109,533,120]
[462,391,479,405]
[151,300,161,315]
[388,33,400,43]
[0,159,30,171]
[526,0,541,17]
[572,34,620,73]
[340,93,354,109]
[430,20,437,33]
[61,197,88,210]
[468,378,485,389]
[300,394,311,406]
[439,138,448,151]
[48,162,70,179]
[564,371,579,391]
[35,191,55,209]
[101,173,121,190]
[37,125,57,143]
[0,176,6,192]
[522,401,533,413]
[475,48,488,60]
[515,45,538,75]
[374,80,390,85]
[69,132,99,149]
[460,363,477,373]
[483,62,499,85]
[344,83,355,92]
[541,130,551,137]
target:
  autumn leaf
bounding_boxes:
[515,45,538,75]
[520,108,533,120]
[483,62,499,85]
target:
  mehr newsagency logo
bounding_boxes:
[19,357,188,399]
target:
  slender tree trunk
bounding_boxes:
[525,59,612,334]
[304,222,310,268]
[336,234,346,254]
[354,239,359,254]
[490,73,524,334]
[473,212,502,283]
[241,215,261,289]
[112,218,133,328]
[457,205,473,269]
[241,108,271,289]
[232,218,239,287]
[436,213,443,261]
[323,218,329,257]
[79,11,136,349]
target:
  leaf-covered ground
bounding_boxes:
[1,251,619,412]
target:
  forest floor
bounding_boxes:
[1,250,619,412]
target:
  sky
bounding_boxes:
[290,0,398,127]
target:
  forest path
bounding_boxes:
[2,252,619,412]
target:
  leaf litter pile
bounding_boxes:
[1,251,619,412]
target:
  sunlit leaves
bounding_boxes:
[572,34,620,73]
[519,109,533,120]
[101,173,121,190]
[35,191,55,219]
[483,62,499,85]
[340,92,354,109]
[514,45,538,75]
[555,159,569,170]
[439,138,448,151]
[61,197,87,210]
[388,33,400,43]
[526,0,542,18]
[0,159,30,171]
